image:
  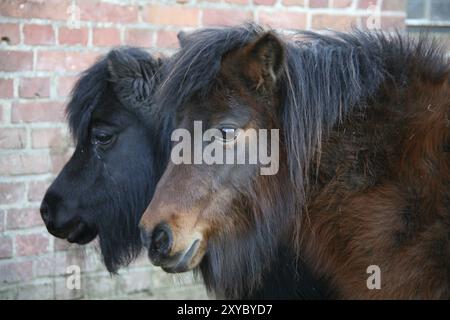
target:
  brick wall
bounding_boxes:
[0,0,406,300]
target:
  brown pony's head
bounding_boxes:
[140,32,287,274]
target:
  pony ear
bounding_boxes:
[107,49,161,109]
[177,31,189,48]
[242,32,285,88]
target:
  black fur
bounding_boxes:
[42,48,168,273]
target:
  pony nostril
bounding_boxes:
[40,202,51,225]
[40,192,62,227]
[150,224,172,257]
[154,230,168,249]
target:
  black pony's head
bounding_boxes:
[40,48,167,273]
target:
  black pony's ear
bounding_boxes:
[107,48,161,110]
[242,32,285,88]
[177,31,189,48]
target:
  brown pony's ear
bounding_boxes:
[241,32,285,88]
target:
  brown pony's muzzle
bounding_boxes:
[139,212,205,273]
[139,170,208,273]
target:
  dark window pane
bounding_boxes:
[430,0,450,20]
[407,0,426,19]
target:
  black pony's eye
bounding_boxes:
[219,127,238,143]
[92,133,114,146]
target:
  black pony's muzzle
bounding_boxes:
[40,191,98,244]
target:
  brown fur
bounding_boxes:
[302,78,450,299]
[142,27,450,298]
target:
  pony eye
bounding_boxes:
[219,127,238,143]
[92,133,114,146]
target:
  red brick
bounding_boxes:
[23,24,55,45]
[0,51,33,72]
[145,5,199,27]
[50,149,73,174]
[359,15,405,30]
[12,101,65,123]
[124,29,154,48]
[0,182,25,205]
[34,253,68,277]
[15,233,49,256]
[57,76,78,98]
[254,0,276,5]
[358,0,379,9]
[31,127,68,149]
[36,50,99,72]
[259,11,307,29]
[78,0,138,23]
[382,0,405,12]
[333,0,353,8]
[203,9,253,27]
[54,238,72,251]
[0,236,13,258]
[0,153,51,175]
[0,79,14,98]
[0,24,20,45]
[0,128,27,149]
[93,28,121,47]
[122,269,152,294]
[312,14,358,30]
[0,260,33,284]
[0,211,4,232]
[0,0,71,20]
[223,0,248,4]
[17,281,54,299]
[6,208,43,230]
[58,27,88,46]
[81,245,105,272]
[309,0,329,7]
[156,31,179,49]
[380,16,405,29]
[282,0,306,6]
[19,77,50,98]
[28,180,51,202]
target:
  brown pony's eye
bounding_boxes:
[219,127,238,143]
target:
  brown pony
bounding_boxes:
[140,24,450,299]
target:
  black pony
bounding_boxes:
[141,24,450,299]
[40,48,168,273]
